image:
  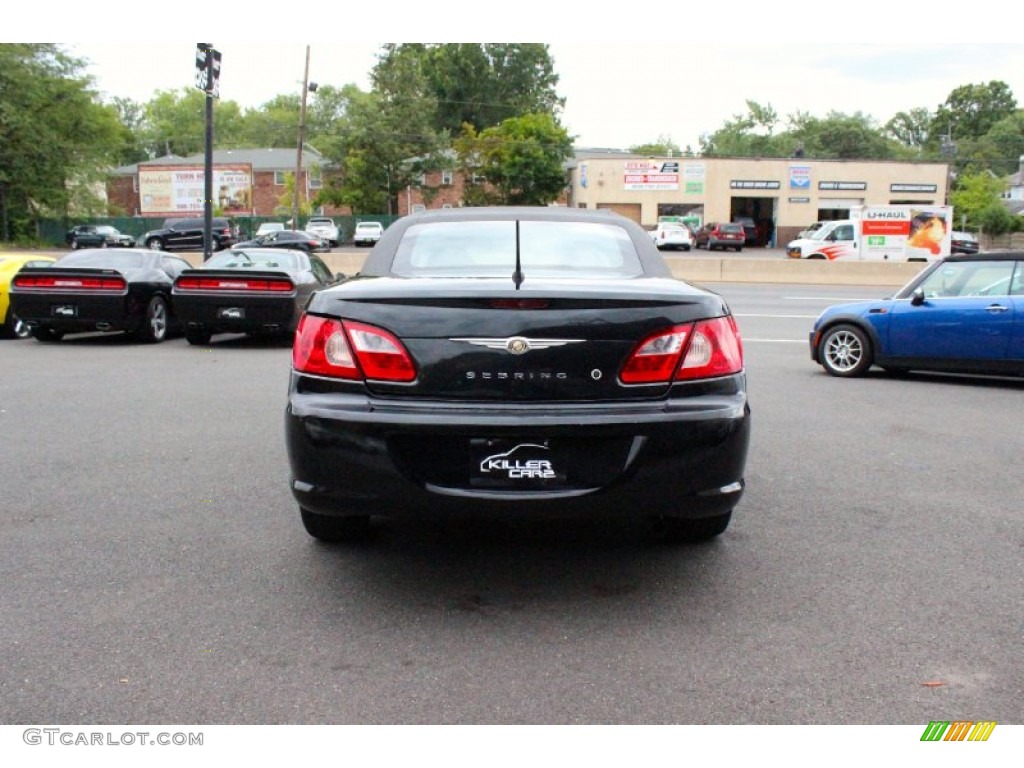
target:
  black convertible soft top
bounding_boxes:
[360,206,672,279]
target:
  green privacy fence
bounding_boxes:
[36,215,402,247]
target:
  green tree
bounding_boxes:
[0,44,124,239]
[373,44,564,136]
[949,171,1006,231]
[454,112,573,206]
[141,88,245,156]
[629,135,684,156]
[931,81,1017,144]
[699,101,787,157]
[315,67,444,214]
[884,107,933,150]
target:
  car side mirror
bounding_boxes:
[910,288,926,306]
[334,272,346,282]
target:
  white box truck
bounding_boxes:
[786,205,953,262]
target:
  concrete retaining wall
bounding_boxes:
[175,251,925,287]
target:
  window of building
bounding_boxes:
[411,204,426,213]
[274,171,286,185]
[309,173,322,189]
[442,170,453,186]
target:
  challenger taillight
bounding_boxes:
[176,277,293,292]
[620,316,743,384]
[292,315,417,382]
[13,275,126,291]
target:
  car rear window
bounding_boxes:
[58,252,146,269]
[391,220,644,278]
[206,251,299,270]
[720,224,743,233]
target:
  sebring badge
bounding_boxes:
[452,336,584,354]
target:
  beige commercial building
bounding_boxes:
[567,152,950,246]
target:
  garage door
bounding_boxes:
[596,203,641,224]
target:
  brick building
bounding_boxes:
[108,147,347,218]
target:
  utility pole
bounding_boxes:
[195,43,221,260]
[292,46,317,231]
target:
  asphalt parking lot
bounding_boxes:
[0,282,1021,727]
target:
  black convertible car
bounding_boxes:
[172,248,341,345]
[230,230,329,253]
[11,249,192,343]
[286,207,751,543]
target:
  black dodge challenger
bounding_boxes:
[11,249,192,343]
[286,207,751,543]
[171,248,341,345]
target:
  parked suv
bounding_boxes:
[305,217,341,247]
[142,217,237,252]
[695,222,745,252]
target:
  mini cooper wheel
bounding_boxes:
[300,508,371,543]
[819,324,872,377]
[135,296,168,343]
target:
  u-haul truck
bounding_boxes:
[786,205,953,262]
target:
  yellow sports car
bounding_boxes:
[0,254,57,338]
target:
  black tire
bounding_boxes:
[682,245,691,252]
[734,246,743,252]
[146,237,164,251]
[300,508,371,543]
[652,511,732,543]
[70,239,80,250]
[135,296,169,343]
[32,327,64,343]
[818,323,873,377]
[185,329,212,346]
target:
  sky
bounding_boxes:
[13,1,1024,152]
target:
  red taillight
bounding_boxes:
[176,277,293,292]
[292,316,417,382]
[619,317,744,384]
[14,275,126,290]
[674,316,744,381]
[620,325,692,384]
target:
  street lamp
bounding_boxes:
[292,46,317,231]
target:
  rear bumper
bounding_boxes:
[13,292,144,333]
[173,293,298,334]
[286,376,750,521]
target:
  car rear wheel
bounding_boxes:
[135,296,168,343]
[185,329,212,346]
[300,508,371,543]
[819,324,873,377]
[652,511,732,543]
[70,239,80,250]
[32,327,64,343]
[146,238,164,251]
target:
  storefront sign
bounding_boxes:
[730,180,780,190]
[818,181,867,191]
[789,165,811,189]
[890,183,937,193]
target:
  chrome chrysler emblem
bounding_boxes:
[452,337,584,354]
[507,337,530,354]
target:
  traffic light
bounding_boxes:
[194,43,221,98]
